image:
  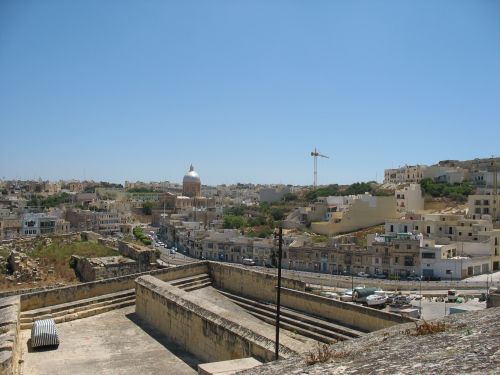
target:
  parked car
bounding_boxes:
[357,272,370,278]
[170,249,176,254]
[242,258,256,266]
[374,273,387,279]
[406,275,422,281]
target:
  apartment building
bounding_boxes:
[385,213,500,272]
[21,213,70,236]
[368,233,422,277]
[384,165,427,184]
[65,209,120,234]
[395,184,424,213]
[422,166,466,184]
[468,190,499,222]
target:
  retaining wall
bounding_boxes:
[135,275,301,363]
[280,287,415,332]
[0,296,20,375]
[208,262,306,303]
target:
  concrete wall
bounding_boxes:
[280,288,414,332]
[0,296,20,375]
[20,262,208,311]
[311,196,400,235]
[135,276,300,363]
[208,262,306,303]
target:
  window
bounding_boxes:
[390,225,394,232]
[483,208,489,214]
[421,252,435,259]
[426,226,430,234]
[395,244,400,249]
[483,200,489,205]
[404,225,408,232]
[404,256,414,266]
[468,233,472,237]
[449,227,453,234]
[394,257,399,264]
[407,244,412,250]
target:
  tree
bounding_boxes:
[283,192,298,202]
[223,215,246,229]
[142,202,153,215]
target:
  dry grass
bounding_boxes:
[405,320,447,336]
[0,239,118,291]
[305,343,347,366]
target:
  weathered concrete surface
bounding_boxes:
[239,307,500,375]
[208,262,305,304]
[198,357,262,375]
[136,275,309,364]
[189,286,317,347]
[19,305,197,375]
[0,296,20,375]
[20,261,208,311]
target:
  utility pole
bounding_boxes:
[274,226,283,360]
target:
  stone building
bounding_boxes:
[183,164,201,198]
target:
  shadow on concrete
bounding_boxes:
[125,312,201,370]
[26,338,60,353]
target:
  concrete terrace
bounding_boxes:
[19,306,198,375]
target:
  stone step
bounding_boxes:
[170,273,211,286]
[20,298,135,330]
[219,290,363,339]
[244,309,336,344]
[227,297,351,342]
[176,277,212,290]
[20,294,135,323]
[184,281,212,292]
[21,289,135,319]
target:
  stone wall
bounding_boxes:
[0,296,20,375]
[208,262,306,303]
[118,241,157,271]
[280,288,414,332]
[72,255,140,282]
[20,262,208,311]
[135,275,302,363]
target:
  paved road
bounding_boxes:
[159,248,198,266]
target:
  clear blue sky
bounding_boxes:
[1,0,499,186]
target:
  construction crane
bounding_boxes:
[310,147,329,189]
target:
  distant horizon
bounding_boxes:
[1,154,497,187]
[1,1,499,185]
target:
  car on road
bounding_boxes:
[170,248,176,254]
[406,275,423,281]
[242,258,256,266]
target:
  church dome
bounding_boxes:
[183,164,200,183]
